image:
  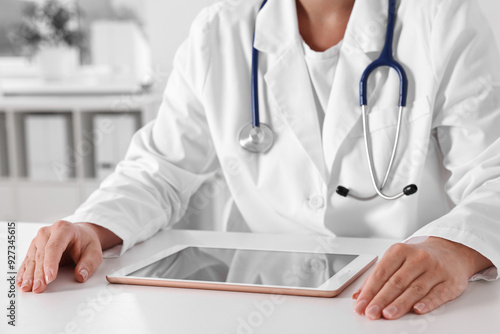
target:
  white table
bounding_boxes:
[1,222,499,334]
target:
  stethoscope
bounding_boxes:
[239,0,418,201]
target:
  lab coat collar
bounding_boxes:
[255,0,328,183]
[264,42,328,183]
[253,0,299,56]
[343,0,390,54]
[322,0,390,175]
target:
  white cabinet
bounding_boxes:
[0,93,162,223]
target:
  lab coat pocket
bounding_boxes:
[342,96,432,196]
[348,96,432,138]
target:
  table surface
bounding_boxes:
[1,222,499,334]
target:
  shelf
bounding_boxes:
[0,92,162,223]
[0,92,162,112]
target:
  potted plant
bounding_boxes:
[15,0,84,80]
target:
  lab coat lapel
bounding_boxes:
[254,0,328,183]
[322,0,388,175]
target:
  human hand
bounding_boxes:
[352,237,493,320]
[16,221,120,294]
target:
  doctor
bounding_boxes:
[17,0,500,321]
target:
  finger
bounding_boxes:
[380,273,442,320]
[413,280,467,315]
[17,239,37,287]
[21,232,45,292]
[352,279,368,300]
[32,239,47,294]
[355,243,407,315]
[43,221,75,284]
[21,257,36,292]
[352,275,369,300]
[74,241,103,283]
[364,264,427,320]
[17,261,27,287]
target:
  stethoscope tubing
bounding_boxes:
[359,0,408,108]
[243,0,418,200]
[351,0,416,200]
[361,105,405,200]
[251,0,268,128]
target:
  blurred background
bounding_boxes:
[0,0,499,227]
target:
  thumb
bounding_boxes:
[74,242,103,283]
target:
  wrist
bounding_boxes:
[75,222,122,250]
[425,237,493,277]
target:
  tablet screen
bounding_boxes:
[126,247,358,288]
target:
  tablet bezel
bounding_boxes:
[106,245,377,298]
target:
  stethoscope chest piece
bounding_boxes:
[238,123,274,153]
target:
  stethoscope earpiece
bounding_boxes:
[403,184,418,196]
[336,184,418,200]
[336,186,350,198]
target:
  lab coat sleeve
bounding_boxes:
[408,0,500,280]
[63,9,219,256]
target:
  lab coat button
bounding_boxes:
[308,195,325,210]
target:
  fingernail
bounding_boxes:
[45,268,53,284]
[352,290,361,300]
[383,305,399,319]
[366,305,381,320]
[80,269,89,281]
[414,302,426,313]
[33,279,42,291]
[354,299,368,315]
[16,276,22,286]
[21,279,31,290]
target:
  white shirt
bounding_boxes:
[302,40,342,132]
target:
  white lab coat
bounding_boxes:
[65,0,500,279]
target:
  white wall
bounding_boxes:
[144,0,500,84]
[144,0,217,88]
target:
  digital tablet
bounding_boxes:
[106,245,377,297]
